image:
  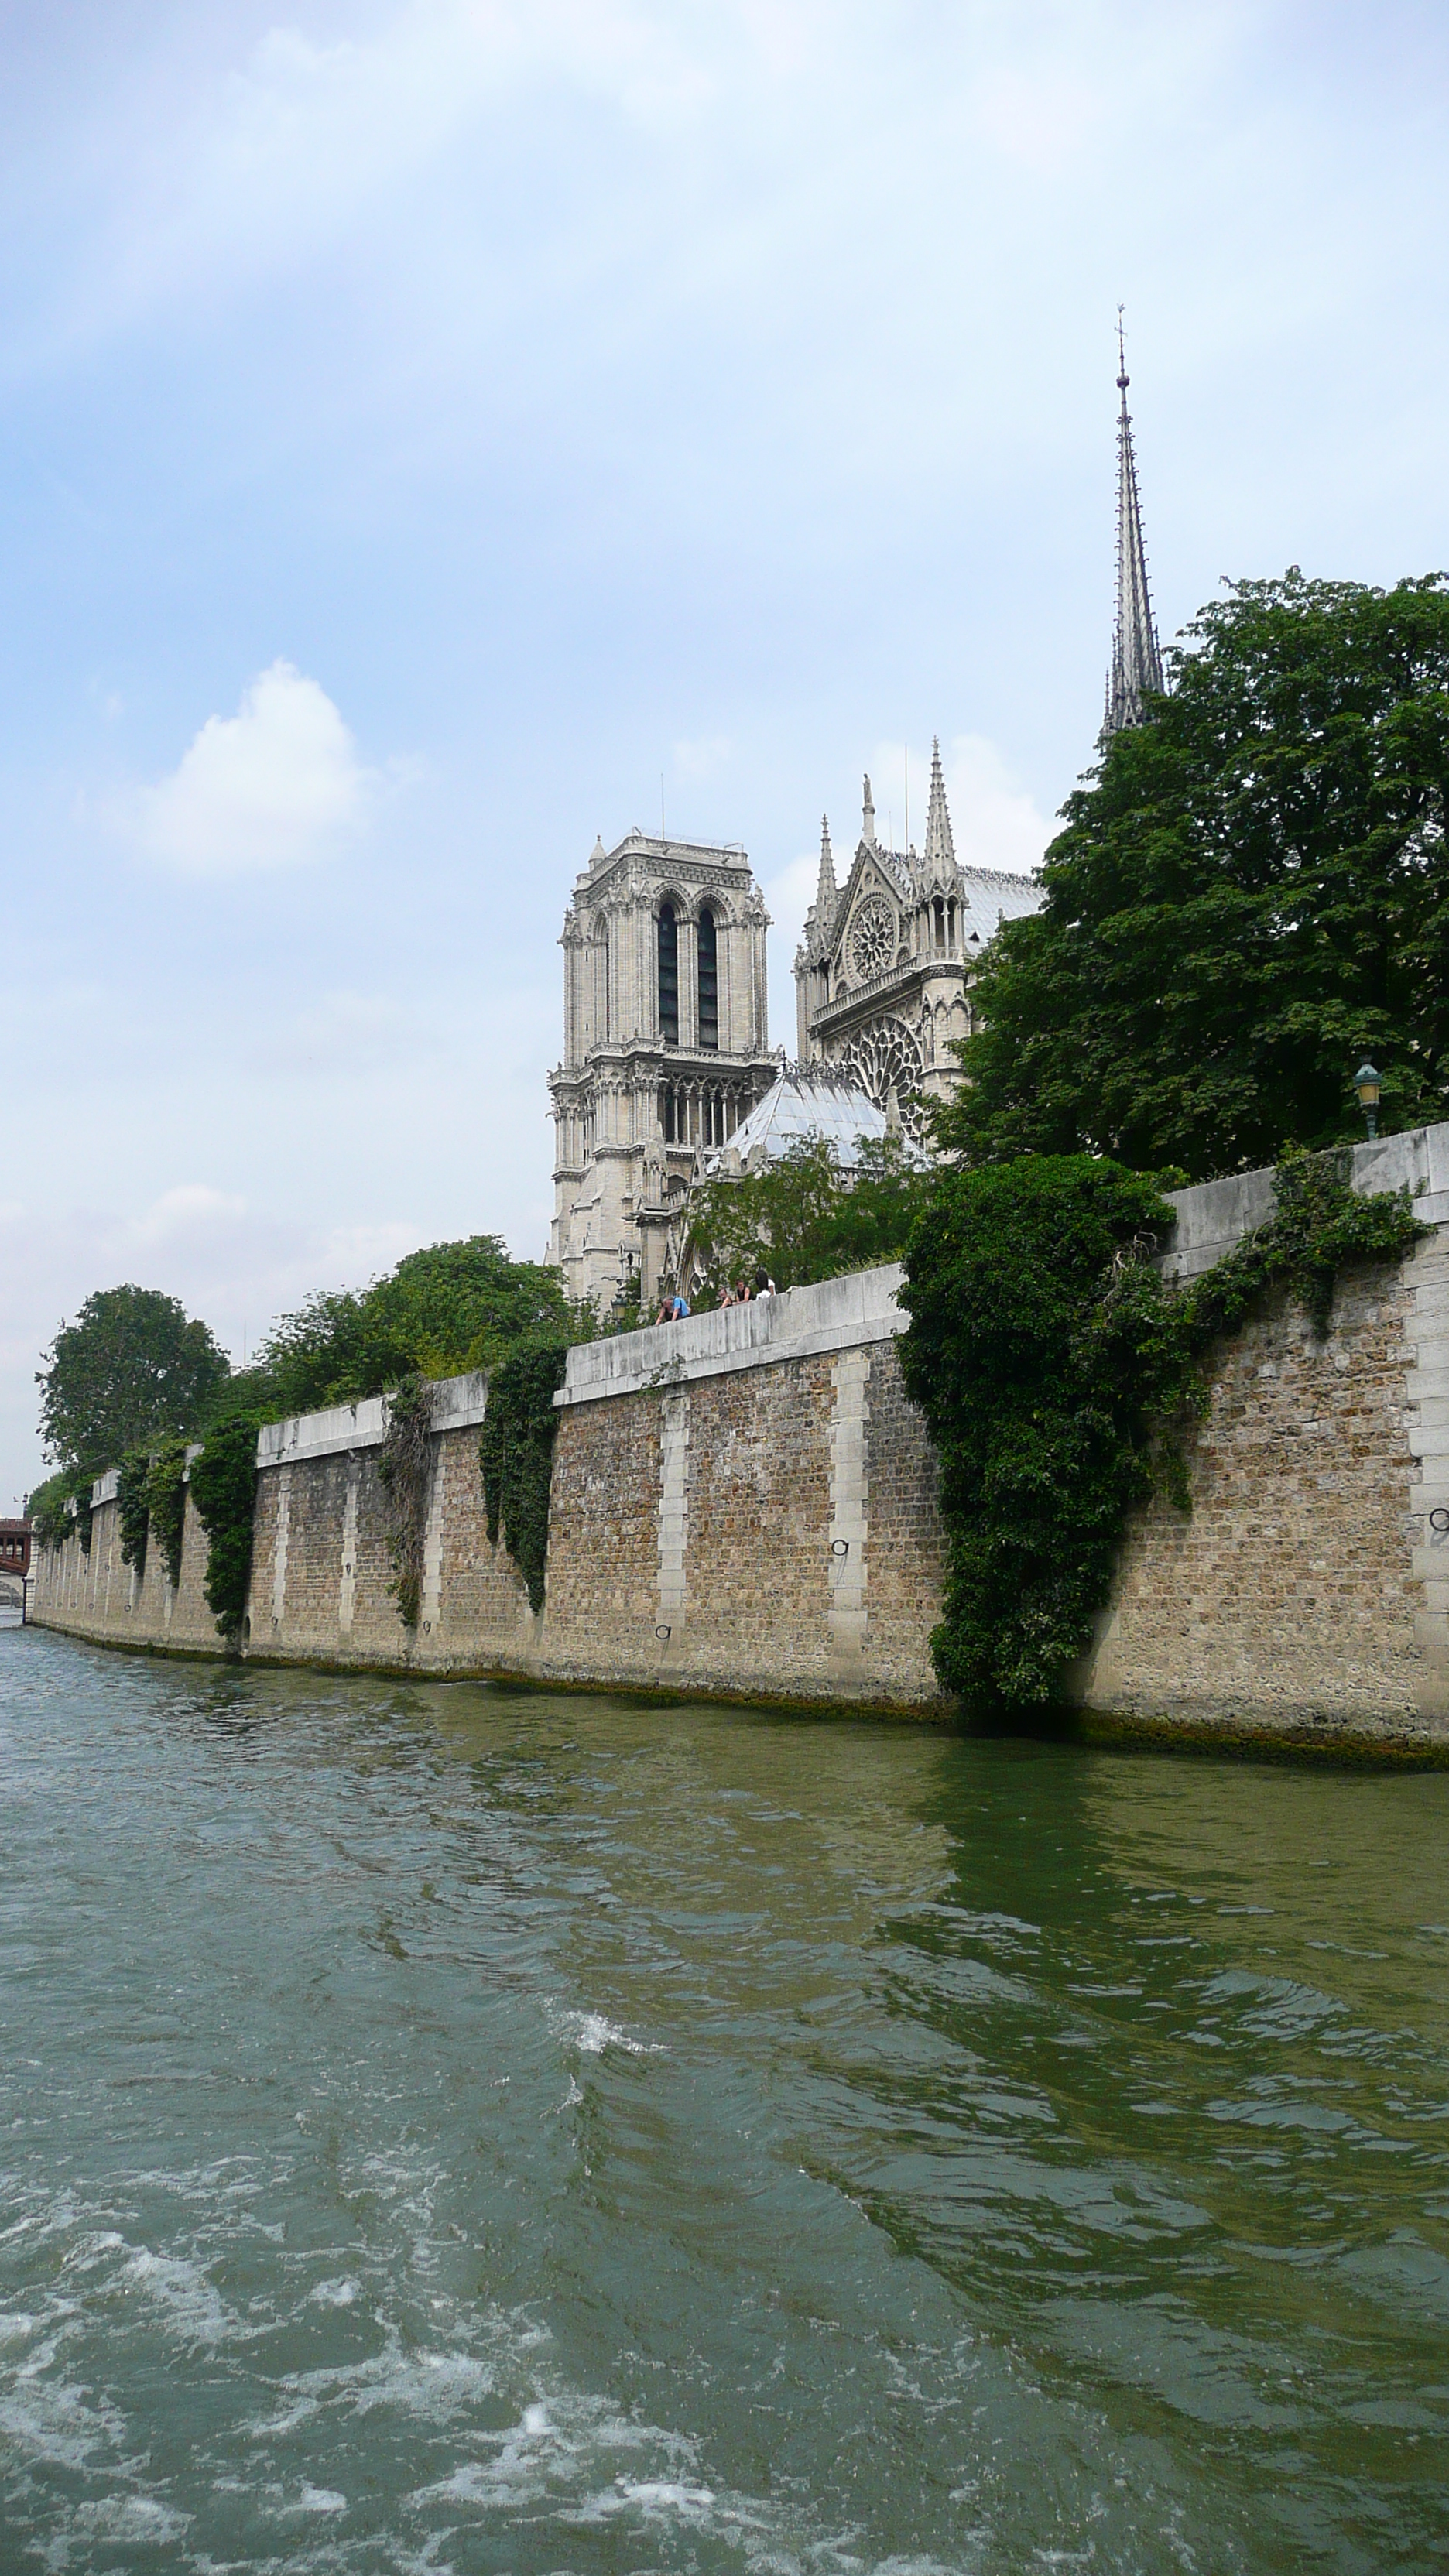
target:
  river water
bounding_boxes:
[2,1632,1447,2573]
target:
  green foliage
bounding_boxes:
[686,1132,928,1295]
[143,1438,191,1591]
[479,1341,570,1615]
[1184,1145,1429,1343]
[37,1284,230,1483]
[116,1452,151,1576]
[27,1468,87,1553]
[377,1378,434,1629]
[900,1149,1429,1714]
[188,1413,261,1637]
[255,1235,569,1416]
[938,571,1449,1180]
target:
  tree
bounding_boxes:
[685,1133,928,1295]
[253,1235,570,1415]
[37,1285,230,1481]
[938,571,1449,1181]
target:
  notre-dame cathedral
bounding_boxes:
[549,829,778,1305]
[550,348,1163,1304]
[547,755,1043,1306]
[792,748,1042,1136]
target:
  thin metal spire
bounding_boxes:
[1102,309,1164,738]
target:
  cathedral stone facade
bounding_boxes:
[793,746,1042,1136]
[549,829,777,1305]
[550,345,1162,1299]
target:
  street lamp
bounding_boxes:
[1354,1061,1382,1141]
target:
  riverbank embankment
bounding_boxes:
[29,1124,1449,1749]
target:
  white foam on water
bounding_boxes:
[70,2494,192,2544]
[119,2245,235,2346]
[248,2324,522,2441]
[550,2003,668,2057]
[422,2386,689,2513]
[586,2475,718,2517]
[295,2482,348,2514]
[308,2275,360,2307]
[0,2336,132,2475]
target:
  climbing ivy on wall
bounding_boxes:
[899,1147,1429,1714]
[378,1376,434,1629]
[479,1341,570,1615]
[116,1452,151,1577]
[189,1415,260,1639]
[143,1439,191,1591]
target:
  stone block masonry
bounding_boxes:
[27,1122,1449,1743]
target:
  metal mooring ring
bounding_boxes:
[655,1623,672,1642]
[1430,1508,1449,1535]
[830,1538,850,1557]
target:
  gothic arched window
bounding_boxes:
[658,902,679,1046]
[697,906,719,1051]
[597,921,609,1041]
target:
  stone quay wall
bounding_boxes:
[28,1122,1449,1743]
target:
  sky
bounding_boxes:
[2,0,1447,1503]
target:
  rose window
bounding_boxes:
[848,896,895,980]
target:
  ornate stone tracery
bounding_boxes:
[837,1017,927,1135]
[793,752,1043,1132]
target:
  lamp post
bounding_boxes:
[1354,1061,1382,1142]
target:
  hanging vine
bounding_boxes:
[378,1376,435,1629]
[142,1439,191,1591]
[189,1414,261,1639]
[900,1147,1430,1713]
[116,1452,151,1577]
[479,1341,570,1615]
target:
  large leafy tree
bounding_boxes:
[254,1235,569,1415]
[684,1133,928,1296]
[939,571,1449,1180]
[37,1285,231,1481]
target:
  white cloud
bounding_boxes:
[130,661,375,875]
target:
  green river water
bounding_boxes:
[1,1625,1446,2572]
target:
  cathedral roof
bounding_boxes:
[703,1064,915,1173]
[955,865,1043,945]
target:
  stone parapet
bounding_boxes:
[28,1121,1449,1742]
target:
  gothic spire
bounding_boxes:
[814,814,837,926]
[920,737,957,885]
[862,774,877,848]
[1103,313,1164,738]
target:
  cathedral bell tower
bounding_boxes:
[549,829,778,1307]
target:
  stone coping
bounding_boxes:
[67,1121,1449,1491]
[1161,1119,1449,1279]
[88,1442,203,1509]
[556,1265,909,1406]
[254,1372,489,1470]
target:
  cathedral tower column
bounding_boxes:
[676,911,699,1052]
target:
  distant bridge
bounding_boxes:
[0,1521,33,1622]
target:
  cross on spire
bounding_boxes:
[1102,310,1164,738]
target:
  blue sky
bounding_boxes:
[3,0,1447,1501]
